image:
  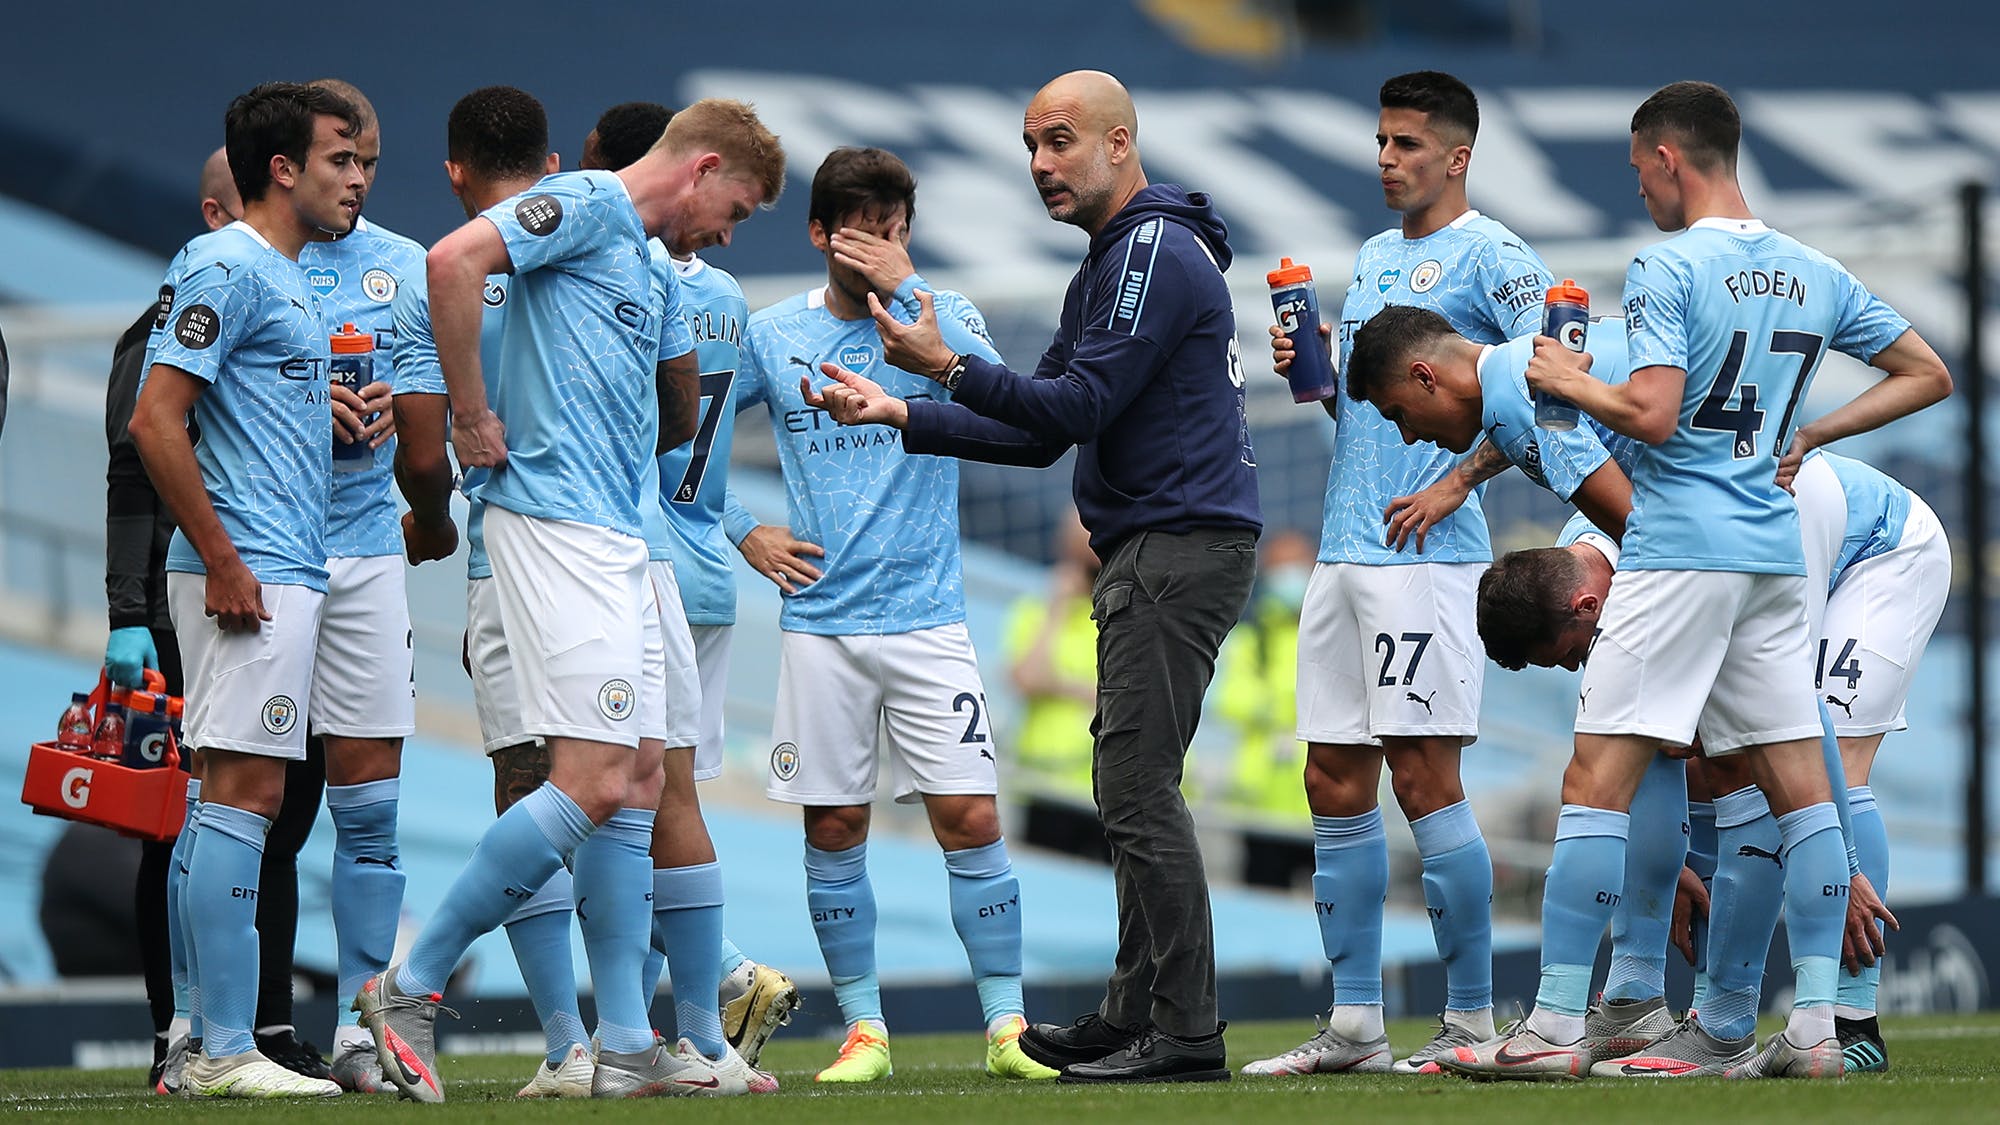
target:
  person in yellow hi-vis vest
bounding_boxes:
[1219,531,1316,822]
[1004,516,1099,798]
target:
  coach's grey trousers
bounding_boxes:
[1088,525,1257,1038]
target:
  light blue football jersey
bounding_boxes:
[1556,510,1619,563]
[146,222,332,591]
[1477,329,1619,502]
[1817,451,1912,586]
[640,239,700,563]
[1620,218,1911,574]
[726,274,1000,636]
[389,270,511,580]
[300,217,426,559]
[657,253,749,626]
[1324,210,1553,565]
[477,170,661,539]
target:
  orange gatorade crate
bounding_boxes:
[20,670,187,841]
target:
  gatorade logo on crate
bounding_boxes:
[60,766,91,809]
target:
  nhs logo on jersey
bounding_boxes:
[838,344,874,369]
[306,268,340,296]
[1376,268,1401,294]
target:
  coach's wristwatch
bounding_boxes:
[937,353,968,394]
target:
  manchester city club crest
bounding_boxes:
[262,695,298,736]
[771,741,801,781]
[1410,259,1443,293]
[362,268,397,302]
[597,679,635,721]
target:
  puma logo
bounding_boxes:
[787,355,812,367]
[1579,689,1592,712]
[355,855,399,870]
[574,896,588,922]
[1826,693,1855,719]
[215,261,236,279]
[288,297,308,313]
[1738,844,1783,868]
[979,749,995,763]
[1406,690,1438,715]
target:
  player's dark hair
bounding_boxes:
[593,101,673,172]
[809,147,916,235]
[1631,81,1740,172]
[1345,305,1457,402]
[1380,71,1479,146]
[1477,548,1583,671]
[447,86,549,181]
[224,82,359,203]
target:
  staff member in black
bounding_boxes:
[807,69,1261,1083]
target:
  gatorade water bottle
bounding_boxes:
[123,691,174,769]
[167,697,187,770]
[57,692,93,751]
[1535,279,1589,431]
[331,323,377,471]
[1266,258,1337,404]
[92,699,129,761]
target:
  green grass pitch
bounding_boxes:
[2,1014,1995,1121]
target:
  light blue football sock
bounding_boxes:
[805,841,881,1026]
[326,779,405,1015]
[1535,805,1629,1018]
[1685,799,1718,1010]
[945,839,1026,1024]
[505,868,587,1064]
[573,808,657,1054]
[719,935,749,978]
[186,802,270,1058]
[400,783,594,998]
[1704,786,1785,1040]
[1409,801,1493,1011]
[1312,809,1387,1007]
[1839,786,1889,1014]
[1777,802,1846,1017]
[653,862,728,1058]
[1818,702,1861,878]
[168,778,198,1028]
[1607,756,1687,1001]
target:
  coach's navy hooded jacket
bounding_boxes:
[903,183,1262,557]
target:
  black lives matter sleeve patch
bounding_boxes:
[516,194,563,236]
[173,304,220,350]
[153,284,175,330]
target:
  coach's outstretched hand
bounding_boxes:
[737,524,825,596]
[1844,870,1899,974]
[867,291,956,380]
[805,366,909,429]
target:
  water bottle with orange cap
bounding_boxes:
[331,322,378,471]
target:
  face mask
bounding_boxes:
[1262,565,1310,614]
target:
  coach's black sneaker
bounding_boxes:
[1058,1024,1230,1084]
[1019,1012,1144,1070]
[1837,1015,1890,1074]
[255,1028,334,1082]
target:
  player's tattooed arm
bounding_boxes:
[1384,439,1510,553]
[491,741,553,815]
[657,351,701,454]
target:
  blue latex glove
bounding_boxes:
[105,626,158,689]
